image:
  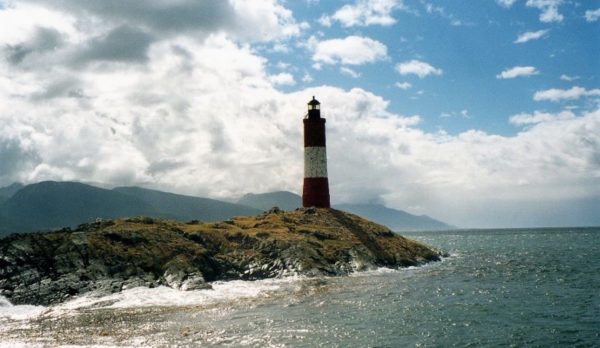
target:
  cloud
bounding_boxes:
[0,134,41,184]
[5,26,65,65]
[496,0,517,8]
[302,73,313,83]
[320,0,403,27]
[422,3,466,26]
[340,67,361,78]
[560,74,579,82]
[395,60,442,78]
[496,66,540,79]
[585,8,600,22]
[439,109,471,119]
[269,72,296,86]
[2,31,599,227]
[395,82,412,90]
[533,86,600,101]
[17,0,303,42]
[72,25,155,65]
[526,0,564,23]
[311,36,388,66]
[514,29,549,43]
[0,3,78,46]
[509,110,575,125]
[1,0,600,228]
[271,43,289,53]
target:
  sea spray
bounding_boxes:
[0,295,46,321]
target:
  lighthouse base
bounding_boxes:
[302,177,331,208]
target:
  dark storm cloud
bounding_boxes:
[30,77,85,100]
[72,25,155,65]
[22,0,237,35]
[4,26,64,65]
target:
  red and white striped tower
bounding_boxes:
[302,96,331,208]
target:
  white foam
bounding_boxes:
[349,267,399,277]
[51,277,302,313]
[0,296,11,307]
[0,344,122,348]
[0,296,47,321]
[0,341,42,348]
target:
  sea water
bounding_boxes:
[1,228,599,347]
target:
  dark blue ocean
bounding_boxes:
[1,228,599,347]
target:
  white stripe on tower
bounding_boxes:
[304,146,328,178]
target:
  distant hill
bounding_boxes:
[0,181,157,235]
[113,186,261,222]
[0,182,263,236]
[237,191,301,211]
[335,203,453,231]
[236,191,452,231]
[0,183,24,201]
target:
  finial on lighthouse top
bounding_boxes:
[307,96,321,119]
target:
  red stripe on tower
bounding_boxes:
[302,96,331,208]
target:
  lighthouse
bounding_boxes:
[302,96,331,208]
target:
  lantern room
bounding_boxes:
[307,96,321,119]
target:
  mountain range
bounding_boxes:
[0,181,452,236]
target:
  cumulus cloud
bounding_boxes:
[585,8,600,22]
[72,26,155,65]
[509,110,575,125]
[320,0,403,27]
[395,60,442,78]
[4,26,65,65]
[514,29,549,43]
[311,36,388,65]
[14,0,304,43]
[534,86,600,101]
[496,66,540,79]
[526,0,564,23]
[269,72,296,86]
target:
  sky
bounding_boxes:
[0,0,599,228]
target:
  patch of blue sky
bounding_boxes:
[264,0,599,136]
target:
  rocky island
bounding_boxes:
[0,208,444,306]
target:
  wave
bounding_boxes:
[0,263,442,321]
[0,276,306,322]
[0,296,47,321]
[349,267,400,277]
[56,277,298,312]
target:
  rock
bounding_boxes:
[267,207,283,214]
[304,207,317,214]
[0,208,443,305]
[181,274,211,291]
[162,256,211,291]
